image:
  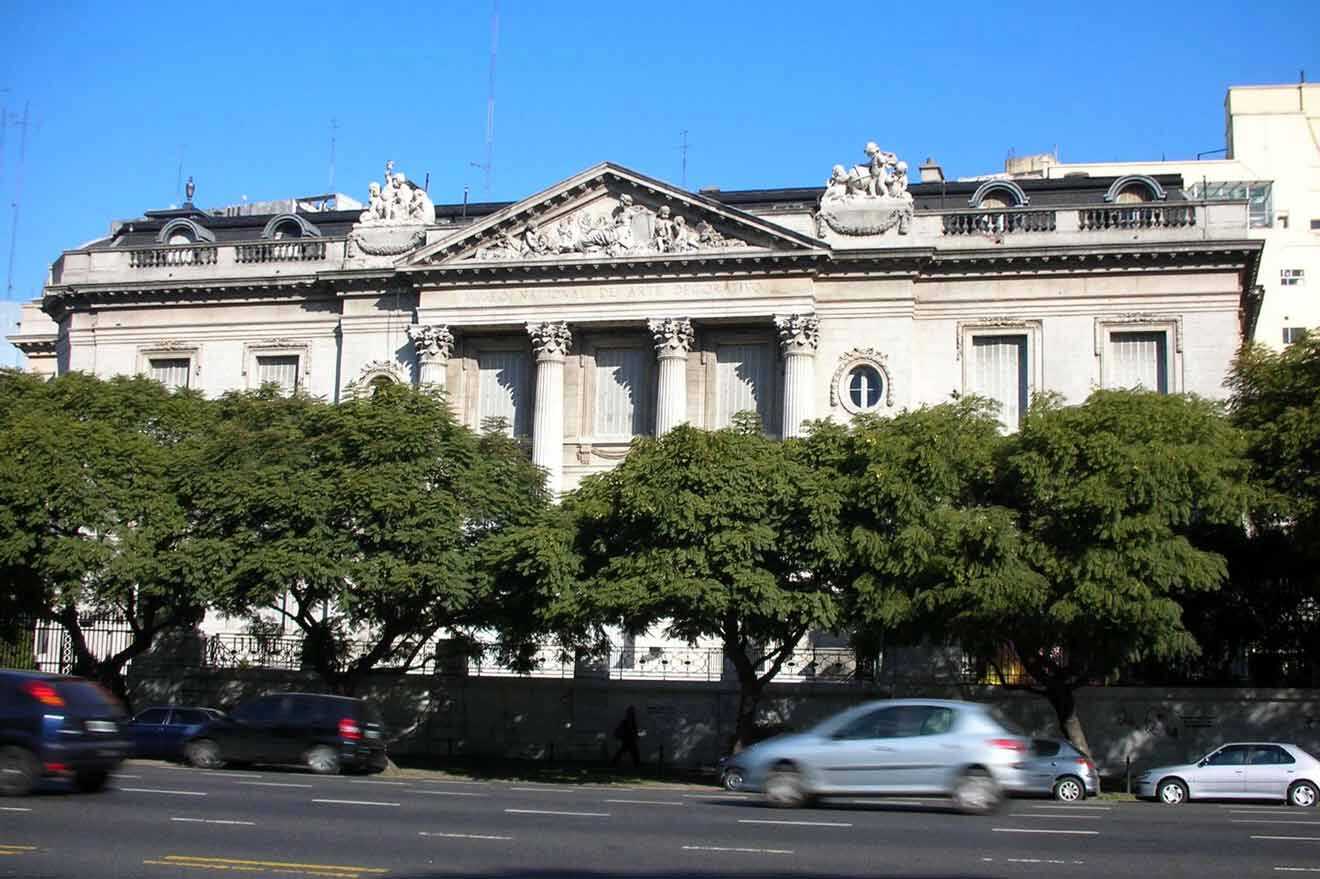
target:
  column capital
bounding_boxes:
[407,323,454,361]
[648,317,695,358]
[775,313,820,357]
[527,321,573,360]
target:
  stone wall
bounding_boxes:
[127,662,1320,779]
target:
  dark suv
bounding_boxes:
[0,669,131,795]
[184,692,387,775]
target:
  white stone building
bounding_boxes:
[966,82,1319,350]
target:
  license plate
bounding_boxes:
[86,721,118,734]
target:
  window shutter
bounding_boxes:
[594,348,650,437]
[148,357,191,390]
[478,350,530,436]
[256,355,299,394]
[970,335,1027,430]
[716,343,771,428]
[1108,331,1167,393]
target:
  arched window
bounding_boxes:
[157,218,215,246]
[968,180,1030,209]
[260,214,322,240]
[1104,175,1167,204]
[831,349,894,415]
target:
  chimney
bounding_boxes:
[919,157,944,183]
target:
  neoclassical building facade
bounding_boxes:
[11,146,1262,495]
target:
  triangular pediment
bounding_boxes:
[403,163,826,268]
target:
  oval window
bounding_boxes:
[848,365,883,410]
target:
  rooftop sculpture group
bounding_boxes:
[348,161,436,258]
[815,141,913,237]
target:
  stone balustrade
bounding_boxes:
[234,240,328,264]
[941,208,1058,236]
[1077,203,1198,231]
[128,244,219,268]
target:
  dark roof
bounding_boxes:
[100,172,1189,250]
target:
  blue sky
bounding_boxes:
[1,0,1317,303]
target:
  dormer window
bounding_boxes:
[260,214,321,240]
[271,220,303,240]
[1114,185,1151,205]
[167,229,195,245]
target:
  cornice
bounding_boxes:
[924,240,1263,279]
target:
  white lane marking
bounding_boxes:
[992,828,1098,836]
[405,778,490,785]
[504,808,609,817]
[420,831,513,841]
[1011,812,1104,819]
[348,780,407,787]
[509,786,576,793]
[605,799,685,807]
[1235,820,1320,826]
[683,793,754,800]
[238,781,312,789]
[113,774,142,779]
[170,818,256,826]
[682,845,794,855]
[1255,836,1320,842]
[1276,868,1320,873]
[1006,858,1086,865]
[121,788,207,797]
[833,797,927,806]
[738,818,852,827]
[0,807,31,812]
[206,772,265,779]
[405,789,488,797]
[311,798,400,807]
[1020,803,1111,811]
[1234,809,1306,815]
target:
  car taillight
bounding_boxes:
[1078,757,1096,772]
[987,738,1026,752]
[23,681,65,708]
[338,718,362,741]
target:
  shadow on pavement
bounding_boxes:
[381,872,998,879]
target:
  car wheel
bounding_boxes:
[0,746,39,797]
[1052,775,1086,803]
[185,739,225,770]
[952,769,1003,815]
[1157,777,1188,805]
[1288,781,1319,808]
[720,768,744,792]
[764,765,809,808]
[74,770,110,793]
[306,745,341,776]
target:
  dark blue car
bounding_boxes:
[127,706,225,760]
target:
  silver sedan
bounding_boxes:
[1136,742,1320,806]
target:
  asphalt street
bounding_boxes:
[3,761,1319,878]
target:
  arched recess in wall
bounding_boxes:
[1104,175,1167,204]
[157,218,216,245]
[261,214,323,240]
[968,180,1030,209]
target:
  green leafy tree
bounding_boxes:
[192,384,548,693]
[0,370,215,700]
[536,415,848,751]
[1219,334,1320,682]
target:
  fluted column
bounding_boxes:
[407,323,454,391]
[648,317,694,435]
[775,313,819,439]
[527,321,572,496]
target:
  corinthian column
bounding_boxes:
[775,313,819,439]
[527,321,573,496]
[648,317,694,435]
[407,323,454,391]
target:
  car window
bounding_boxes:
[1250,746,1296,766]
[1032,739,1062,757]
[173,709,210,725]
[292,696,331,724]
[1207,745,1250,766]
[834,707,902,740]
[913,706,956,736]
[56,680,126,717]
[133,708,169,725]
[231,696,285,725]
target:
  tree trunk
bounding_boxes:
[731,675,765,754]
[1044,684,1091,759]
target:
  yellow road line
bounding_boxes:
[159,854,385,874]
[145,861,360,878]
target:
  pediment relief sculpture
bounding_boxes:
[468,193,749,262]
[815,141,914,238]
[348,160,436,258]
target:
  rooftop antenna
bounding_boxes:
[329,117,338,192]
[5,101,30,300]
[679,129,689,189]
[478,0,498,193]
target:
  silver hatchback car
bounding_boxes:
[722,699,1030,814]
[1137,742,1320,806]
[1019,738,1099,801]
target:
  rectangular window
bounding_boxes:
[594,348,651,438]
[148,357,190,390]
[1108,331,1168,393]
[477,350,530,436]
[255,355,299,394]
[1282,269,1305,286]
[715,343,771,429]
[1283,327,1307,345]
[970,335,1028,430]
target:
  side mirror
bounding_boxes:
[1198,759,1209,767]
